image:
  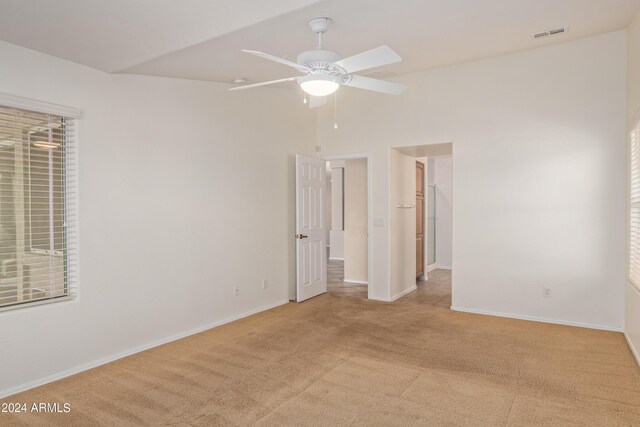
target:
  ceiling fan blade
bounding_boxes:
[228,77,297,91]
[308,96,327,109]
[242,50,308,72]
[333,45,401,74]
[344,75,407,95]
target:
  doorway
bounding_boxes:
[325,154,371,299]
[390,143,453,300]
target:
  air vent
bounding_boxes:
[532,27,566,39]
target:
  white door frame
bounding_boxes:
[324,152,373,300]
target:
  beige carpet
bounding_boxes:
[2,269,639,426]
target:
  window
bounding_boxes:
[631,117,640,289]
[0,102,77,310]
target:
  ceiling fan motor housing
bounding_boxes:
[297,49,342,68]
[297,49,347,83]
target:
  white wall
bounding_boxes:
[343,159,368,283]
[429,157,453,269]
[0,40,316,396]
[626,11,640,364]
[318,31,627,330]
[389,149,416,299]
[329,160,344,259]
[329,231,344,260]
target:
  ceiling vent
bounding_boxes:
[532,27,566,39]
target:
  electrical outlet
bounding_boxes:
[262,278,268,289]
[234,284,240,296]
[543,287,551,298]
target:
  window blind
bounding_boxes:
[630,119,640,289]
[0,105,77,310]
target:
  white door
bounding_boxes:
[295,154,327,302]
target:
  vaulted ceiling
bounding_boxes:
[0,0,638,86]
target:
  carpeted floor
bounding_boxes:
[2,269,639,426]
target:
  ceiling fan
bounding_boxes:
[229,17,407,98]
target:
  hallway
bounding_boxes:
[327,259,452,306]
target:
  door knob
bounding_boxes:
[296,234,308,239]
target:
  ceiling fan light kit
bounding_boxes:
[229,17,407,99]
[299,74,340,97]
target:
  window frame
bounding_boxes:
[0,92,81,312]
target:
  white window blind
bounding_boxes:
[0,104,77,310]
[630,118,640,289]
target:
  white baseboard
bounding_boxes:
[625,332,640,367]
[426,264,437,273]
[329,257,344,261]
[450,306,622,332]
[0,299,290,400]
[436,265,452,270]
[391,285,417,302]
[343,278,368,285]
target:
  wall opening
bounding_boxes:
[325,155,371,299]
[390,143,453,302]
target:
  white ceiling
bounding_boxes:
[0,0,638,84]
[0,0,322,72]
